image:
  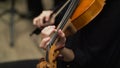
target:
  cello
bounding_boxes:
[36,0,106,68]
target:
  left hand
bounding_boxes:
[40,25,66,50]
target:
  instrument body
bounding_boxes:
[71,0,106,31]
[37,0,106,68]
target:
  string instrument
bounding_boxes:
[36,0,106,68]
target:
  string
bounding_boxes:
[30,0,70,36]
[46,0,80,62]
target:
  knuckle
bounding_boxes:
[39,17,43,20]
[39,44,43,48]
[33,18,37,24]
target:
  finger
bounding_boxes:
[49,14,55,24]
[58,29,66,41]
[43,11,53,21]
[33,17,38,26]
[38,15,44,27]
[55,29,66,51]
[39,14,51,27]
[55,44,65,51]
[41,26,56,38]
[43,14,54,26]
[33,16,43,28]
[40,37,50,49]
[45,14,51,22]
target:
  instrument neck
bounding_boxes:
[46,0,80,62]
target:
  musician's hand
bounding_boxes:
[40,26,74,62]
[40,26,66,50]
[33,10,55,28]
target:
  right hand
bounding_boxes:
[33,10,55,28]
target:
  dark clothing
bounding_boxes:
[27,0,43,19]
[57,0,120,68]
